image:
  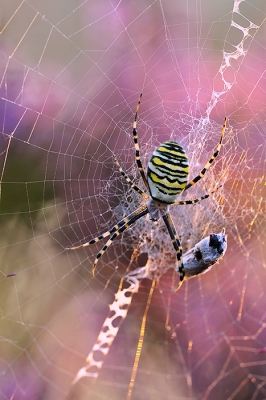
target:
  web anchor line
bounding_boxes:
[72,229,227,385]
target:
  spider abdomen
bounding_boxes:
[147,141,189,204]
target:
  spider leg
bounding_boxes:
[67,205,149,250]
[92,205,149,276]
[184,117,226,191]
[170,186,221,206]
[114,156,149,200]
[162,213,185,292]
[132,93,149,191]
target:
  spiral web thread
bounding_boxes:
[0,1,266,399]
[73,231,227,390]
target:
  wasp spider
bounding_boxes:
[69,94,226,291]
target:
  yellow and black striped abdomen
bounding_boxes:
[147,141,189,204]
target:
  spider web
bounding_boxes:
[0,0,266,399]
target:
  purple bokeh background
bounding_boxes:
[0,1,266,399]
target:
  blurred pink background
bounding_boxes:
[0,1,266,399]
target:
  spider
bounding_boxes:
[69,94,226,291]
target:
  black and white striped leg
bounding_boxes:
[67,205,149,251]
[171,186,221,206]
[185,118,226,191]
[114,156,149,200]
[162,213,184,292]
[91,205,149,276]
[132,93,149,191]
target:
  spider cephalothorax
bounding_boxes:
[68,93,226,291]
